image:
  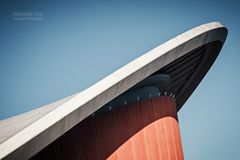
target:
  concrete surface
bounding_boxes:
[0,22,227,159]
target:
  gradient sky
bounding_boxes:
[0,0,240,159]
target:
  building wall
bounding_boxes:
[31,96,183,160]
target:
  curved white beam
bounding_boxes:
[0,22,227,160]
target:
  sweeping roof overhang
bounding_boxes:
[0,22,227,160]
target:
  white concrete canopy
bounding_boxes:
[0,22,227,160]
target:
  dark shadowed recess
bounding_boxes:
[156,41,223,110]
[97,40,223,113]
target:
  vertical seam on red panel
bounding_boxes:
[167,118,175,159]
[124,106,134,153]
[173,121,180,160]
[170,119,178,160]
[126,104,136,160]
[110,111,119,160]
[168,98,178,160]
[142,129,150,160]
[151,98,162,160]
[169,97,180,160]
[93,116,101,160]
[139,101,150,160]
[162,98,171,160]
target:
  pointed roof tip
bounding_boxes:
[0,22,227,159]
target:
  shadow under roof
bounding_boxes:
[0,22,227,160]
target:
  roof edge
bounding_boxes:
[0,22,227,159]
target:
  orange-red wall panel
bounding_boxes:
[95,111,117,160]
[112,107,134,160]
[55,128,79,160]
[127,102,148,160]
[75,117,100,160]
[31,96,184,160]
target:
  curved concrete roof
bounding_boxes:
[0,22,227,159]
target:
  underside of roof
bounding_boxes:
[0,22,227,160]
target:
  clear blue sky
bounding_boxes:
[0,0,239,159]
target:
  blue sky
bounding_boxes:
[0,0,240,159]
